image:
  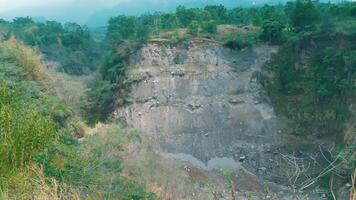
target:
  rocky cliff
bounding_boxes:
[113,40,289,176]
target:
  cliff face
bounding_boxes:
[114,40,286,174]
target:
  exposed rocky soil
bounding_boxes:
[112,40,336,199]
[114,40,286,173]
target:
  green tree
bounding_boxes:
[160,13,179,30]
[204,5,227,23]
[290,0,320,31]
[201,20,217,34]
[188,20,199,36]
[176,6,196,27]
[108,15,136,41]
[260,19,285,44]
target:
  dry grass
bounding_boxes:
[148,25,262,46]
[351,169,356,200]
[150,28,189,43]
[47,68,91,115]
[1,36,53,90]
[30,166,80,200]
[217,25,261,37]
[1,165,80,200]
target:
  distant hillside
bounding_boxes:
[86,0,289,27]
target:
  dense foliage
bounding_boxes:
[0,82,56,170]
[0,18,101,75]
[263,1,356,138]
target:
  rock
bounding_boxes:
[258,167,267,172]
[228,98,244,104]
[115,41,283,180]
[145,72,153,78]
[186,103,201,111]
[239,156,246,162]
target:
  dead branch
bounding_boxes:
[330,174,336,200]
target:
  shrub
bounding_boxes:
[223,31,259,49]
[0,82,56,170]
[260,19,285,44]
[201,20,217,34]
[188,20,199,36]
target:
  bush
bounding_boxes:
[260,19,285,44]
[0,82,56,170]
[188,20,199,36]
[223,30,260,50]
[263,31,356,137]
[201,20,217,34]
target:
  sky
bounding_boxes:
[0,0,121,23]
[0,0,264,25]
[0,0,344,26]
[0,0,120,12]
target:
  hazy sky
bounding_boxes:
[0,0,348,25]
[0,0,123,22]
[0,0,249,25]
[0,0,119,12]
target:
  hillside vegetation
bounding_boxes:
[0,18,101,75]
[0,38,155,199]
[0,0,355,199]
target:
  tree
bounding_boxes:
[290,0,320,31]
[176,6,196,27]
[135,25,149,41]
[260,19,285,44]
[108,15,135,41]
[160,13,179,30]
[201,20,217,34]
[204,5,227,23]
[188,20,199,36]
[12,17,34,27]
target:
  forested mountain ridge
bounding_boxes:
[0,0,355,199]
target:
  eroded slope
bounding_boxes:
[114,40,287,175]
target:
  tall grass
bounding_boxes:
[0,165,80,200]
[1,37,53,90]
[0,82,56,170]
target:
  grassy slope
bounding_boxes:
[0,38,157,199]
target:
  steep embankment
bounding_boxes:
[114,40,286,176]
